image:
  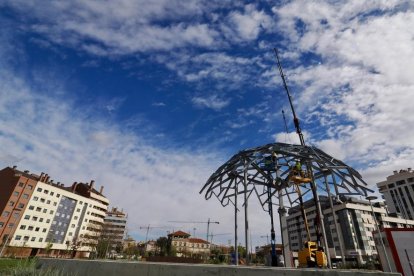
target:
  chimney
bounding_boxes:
[12,165,17,170]
[89,180,95,189]
[99,186,104,194]
[393,170,398,175]
[57,182,60,186]
[408,168,412,172]
[24,170,29,173]
[40,172,44,181]
[72,182,78,192]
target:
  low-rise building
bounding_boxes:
[168,230,211,258]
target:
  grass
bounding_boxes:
[0,258,74,276]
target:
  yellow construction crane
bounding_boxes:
[275,48,327,268]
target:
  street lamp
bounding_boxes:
[366,196,392,272]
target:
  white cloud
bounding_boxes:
[272,0,414,187]
[191,94,230,111]
[225,4,273,41]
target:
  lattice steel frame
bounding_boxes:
[200,142,373,211]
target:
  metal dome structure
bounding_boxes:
[200,142,372,210]
[199,142,373,267]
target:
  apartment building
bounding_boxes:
[103,207,127,254]
[377,169,414,220]
[0,166,109,258]
[168,230,211,257]
[286,195,414,265]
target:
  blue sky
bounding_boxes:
[1,1,414,247]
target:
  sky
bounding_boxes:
[1,0,414,249]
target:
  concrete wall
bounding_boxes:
[38,259,401,276]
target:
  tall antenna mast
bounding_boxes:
[274,48,305,146]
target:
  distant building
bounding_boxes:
[286,195,414,266]
[168,230,211,257]
[103,207,127,254]
[377,169,414,220]
[0,166,109,258]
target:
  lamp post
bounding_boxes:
[366,196,392,272]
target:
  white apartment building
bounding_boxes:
[7,176,109,258]
[377,169,414,220]
[103,207,127,254]
[286,196,414,265]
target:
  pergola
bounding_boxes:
[200,142,373,266]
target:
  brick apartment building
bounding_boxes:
[0,166,109,258]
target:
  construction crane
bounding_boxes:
[139,225,170,244]
[274,48,327,268]
[168,218,219,243]
[208,232,231,244]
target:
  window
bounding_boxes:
[18,182,24,187]
[33,196,38,201]
[27,185,33,190]
[32,216,38,221]
[53,202,57,206]
[29,205,34,210]
[74,216,78,220]
[57,194,60,198]
[44,190,49,194]
[56,212,60,216]
[36,207,41,212]
[39,218,43,222]
[52,221,57,225]
[39,238,43,242]
[49,210,53,214]
[8,223,14,228]
[2,211,10,217]
[18,203,24,208]
[37,187,42,192]
[46,219,50,223]
[42,228,47,233]
[13,191,19,197]
[40,198,45,203]
[28,226,34,231]
[8,201,15,206]
[77,209,80,212]
[43,209,47,213]
[71,224,75,228]
[68,232,73,236]
[15,235,22,240]
[22,193,29,199]
[12,212,19,218]
[31,237,36,241]
[23,236,29,241]
[35,227,40,232]
[50,192,54,196]
[0,222,4,228]
[47,200,51,204]
[24,215,30,220]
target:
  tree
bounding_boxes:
[156,237,168,256]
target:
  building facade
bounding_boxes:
[168,230,211,257]
[286,195,414,266]
[103,207,127,255]
[0,166,109,258]
[377,169,414,220]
